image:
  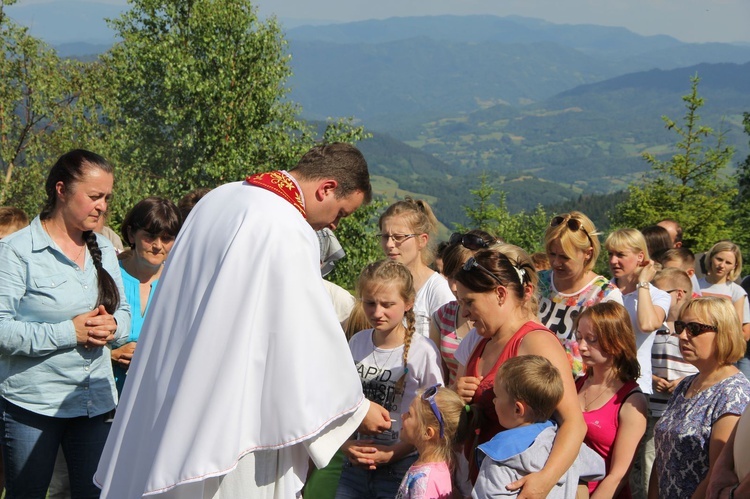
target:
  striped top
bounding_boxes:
[432,301,462,386]
[649,328,698,417]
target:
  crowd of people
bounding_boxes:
[0,145,749,499]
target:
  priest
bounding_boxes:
[95,143,390,497]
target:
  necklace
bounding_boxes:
[42,219,86,262]
[371,335,400,374]
[686,368,730,398]
[582,377,616,411]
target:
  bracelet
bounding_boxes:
[728,484,739,499]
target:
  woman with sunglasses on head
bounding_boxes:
[605,229,671,396]
[539,212,622,347]
[452,246,587,497]
[650,297,750,499]
[429,230,496,386]
[0,150,130,497]
[379,198,454,338]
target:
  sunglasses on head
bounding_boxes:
[449,232,491,251]
[673,320,717,337]
[463,256,504,285]
[421,384,445,439]
[550,215,594,246]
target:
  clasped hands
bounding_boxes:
[73,305,118,349]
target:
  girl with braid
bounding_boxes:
[0,149,130,497]
[336,260,444,499]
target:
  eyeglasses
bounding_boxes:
[377,233,417,244]
[673,321,717,337]
[463,256,504,285]
[422,384,445,439]
[449,232,491,251]
[550,215,594,246]
[665,289,687,295]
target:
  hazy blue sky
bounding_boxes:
[12,0,750,44]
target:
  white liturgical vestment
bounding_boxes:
[94,176,367,497]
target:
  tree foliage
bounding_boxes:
[96,0,368,220]
[104,0,309,198]
[0,0,105,215]
[458,172,547,253]
[732,112,750,269]
[612,76,736,252]
[327,199,386,291]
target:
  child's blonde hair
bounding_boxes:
[412,386,468,468]
[494,355,563,422]
[357,259,416,395]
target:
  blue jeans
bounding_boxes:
[335,454,417,499]
[0,398,111,498]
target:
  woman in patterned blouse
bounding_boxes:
[651,297,750,499]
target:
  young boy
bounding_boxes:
[657,247,702,297]
[472,355,604,499]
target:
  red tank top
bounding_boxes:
[464,321,555,481]
[576,374,641,498]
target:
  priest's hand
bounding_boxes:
[359,401,391,434]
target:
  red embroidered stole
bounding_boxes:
[246,171,306,218]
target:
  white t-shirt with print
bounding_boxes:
[349,329,444,444]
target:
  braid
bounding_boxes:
[84,231,120,314]
[396,308,416,396]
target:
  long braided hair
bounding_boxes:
[41,150,120,314]
[356,259,416,395]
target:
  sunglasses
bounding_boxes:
[550,215,594,245]
[463,256,504,285]
[422,384,445,439]
[673,321,717,337]
[378,233,417,244]
[449,232,491,251]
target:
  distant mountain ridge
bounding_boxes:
[287,15,684,59]
[285,15,750,127]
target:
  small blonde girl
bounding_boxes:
[336,260,444,499]
[396,385,469,499]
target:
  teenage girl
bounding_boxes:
[335,260,444,499]
[379,198,454,338]
[574,302,647,498]
[396,385,468,499]
[698,241,750,340]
